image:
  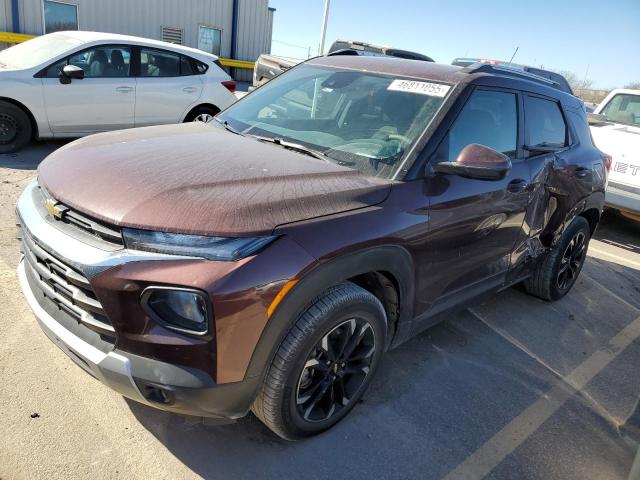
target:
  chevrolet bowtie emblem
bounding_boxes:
[45,198,63,219]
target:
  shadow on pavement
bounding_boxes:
[594,210,640,255]
[0,140,68,170]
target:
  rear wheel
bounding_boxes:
[184,105,219,124]
[252,282,387,440]
[524,216,591,301]
[0,101,32,153]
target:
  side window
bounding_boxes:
[524,96,567,149]
[46,46,131,78]
[180,56,194,76]
[434,89,518,163]
[139,49,180,77]
[195,60,209,74]
[45,58,68,78]
[601,94,640,126]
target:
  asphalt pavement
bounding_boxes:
[1,141,639,480]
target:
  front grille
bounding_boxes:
[35,186,123,248]
[20,227,115,338]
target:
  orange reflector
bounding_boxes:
[267,278,298,318]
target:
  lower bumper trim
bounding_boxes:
[18,259,143,400]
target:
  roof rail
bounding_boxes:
[462,62,561,88]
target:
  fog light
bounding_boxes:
[142,287,211,335]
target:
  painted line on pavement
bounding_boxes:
[589,245,640,270]
[444,314,640,480]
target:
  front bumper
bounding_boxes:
[15,179,262,419]
[18,258,259,419]
[606,184,640,216]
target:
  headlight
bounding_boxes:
[122,228,277,261]
[142,287,211,335]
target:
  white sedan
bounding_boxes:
[0,31,237,153]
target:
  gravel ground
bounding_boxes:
[1,141,640,480]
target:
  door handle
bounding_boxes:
[575,167,590,178]
[507,179,529,193]
[116,86,133,93]
[182,86,198,93]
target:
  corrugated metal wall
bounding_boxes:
[1,0,273,77]
[234,0,272,81]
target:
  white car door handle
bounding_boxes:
[182,86,198,93]
[116,86,134,93]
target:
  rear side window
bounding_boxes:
[179,56,194,75]
[433,89,518,162]
[525,96,567,149]
[139,48,180,77]
[566,109,593,146]
[195,59,210,74]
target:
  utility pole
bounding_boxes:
[318,0,331,55]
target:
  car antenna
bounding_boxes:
[508,46,519,64]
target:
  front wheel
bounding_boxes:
[252,282,387,440]
[524,216,591,301]
[0,101,32,153]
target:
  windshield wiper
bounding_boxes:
[213,118,244,136]
[251,135,330,161]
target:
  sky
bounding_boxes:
[268,0,640,89]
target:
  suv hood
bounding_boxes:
[38,123,391,236]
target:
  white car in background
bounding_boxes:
[0,31,237,153]
[589,89,640,221]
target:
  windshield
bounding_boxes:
[217,65,450,178]
[0,34,83,69]
[601,93,640,127]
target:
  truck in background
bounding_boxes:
[589,89,640,221]
[253,39,434,87]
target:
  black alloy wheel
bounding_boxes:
[557,231,587,291]
[295,318,376,422]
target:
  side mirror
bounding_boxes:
[59,65,84,84]
[587,112,608,125]
[434,143,511,181]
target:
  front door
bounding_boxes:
[41,45,135,134]
[412,88,531,325]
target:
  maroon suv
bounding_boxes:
[16,56,606,439]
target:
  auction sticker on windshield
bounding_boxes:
[387,79,450,97]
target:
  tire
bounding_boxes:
[184,105,219,124]
[0,101,32,154]
[524,216,591,301]
[252,282,387,440]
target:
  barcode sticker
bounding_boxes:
[387,79,450,97]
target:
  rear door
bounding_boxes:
[521,94,588,254]
[40,45,135,134]
[134,47,204,126]
[414,87,531,322]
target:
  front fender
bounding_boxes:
[243,244,415,380]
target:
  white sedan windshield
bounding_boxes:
[0,34,83,69]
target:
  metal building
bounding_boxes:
[0,0,274,80]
